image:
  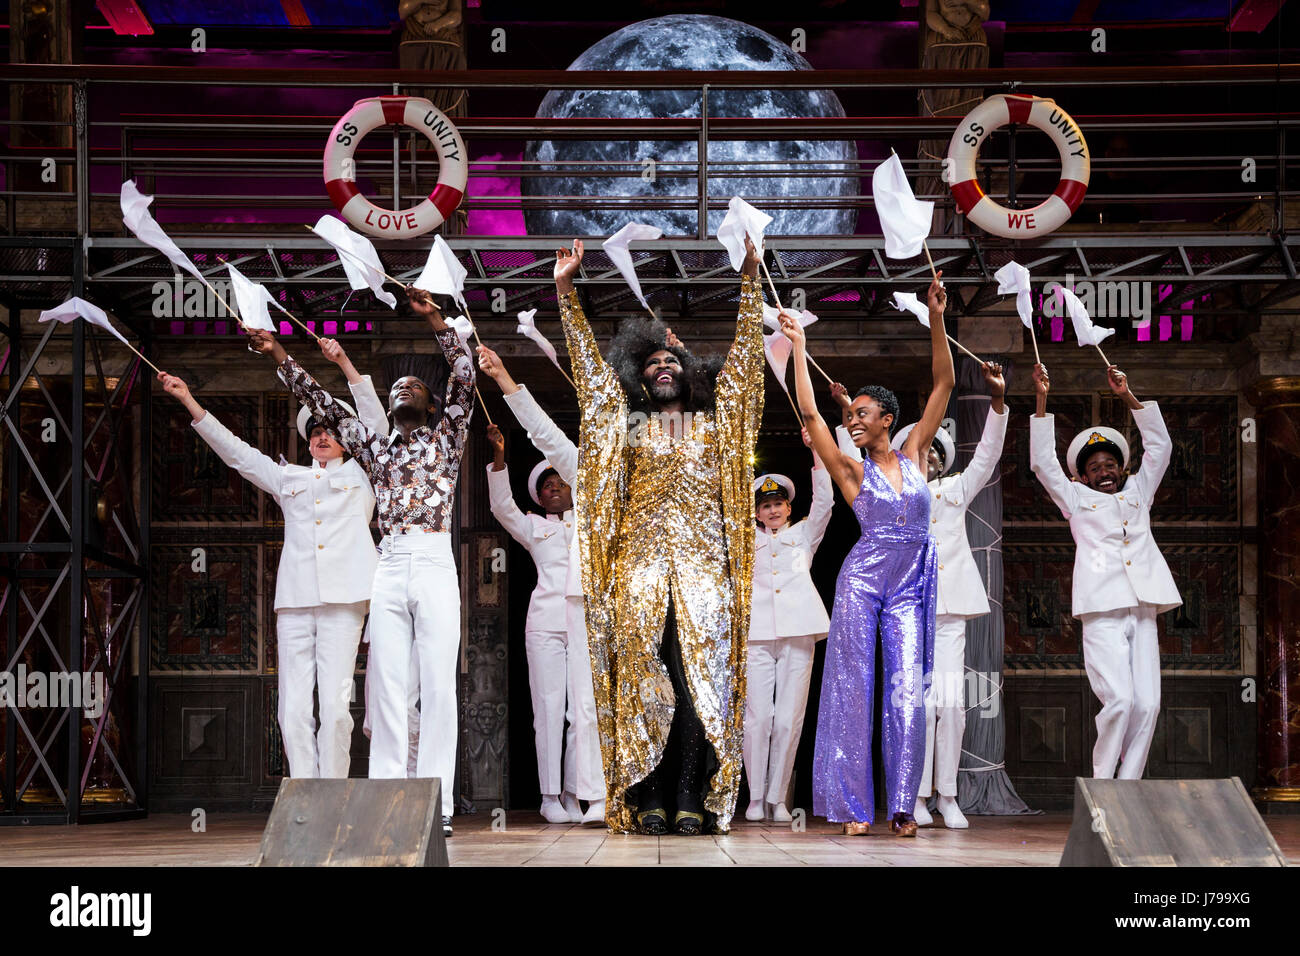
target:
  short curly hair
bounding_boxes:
[607,315,722,413]
[853,384,901,434]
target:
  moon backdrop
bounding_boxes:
[523,15,859,238]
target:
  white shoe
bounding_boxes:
[540,795,570,824]
[937,795,969,829]
[771,803,792,823]
[913,797,933,827]
[561,792,583,823]
[581,799,606,826]
[744,800,765,822]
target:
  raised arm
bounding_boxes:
[1111,366,1171,496]
[715,236,765,407]
[957,362,1008,498]
[319,337,389,437]
[803,429,835,553]
[484,423,535,549]
[901,271,956,472]
[1028,362,1077,518]
[158,371,283,496]
[554,241,622,413]
[478,344,578,485]
[248,329,375,459]
[782,311,862,503]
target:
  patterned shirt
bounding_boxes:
[278,327,475,535]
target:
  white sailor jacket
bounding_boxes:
[926,406,1008,619]
[487,466,574,634]
[190,375,386,612]
[749,464,834,641]
[1030,401,1182,618]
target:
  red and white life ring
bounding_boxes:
[323,96,467,239]
[946,94,1089,239]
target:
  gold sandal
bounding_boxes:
[841,821,871,836]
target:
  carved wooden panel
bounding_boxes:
[150,545,258,672]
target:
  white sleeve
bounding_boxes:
[1029,413,1077,519]
[192,411,284,497]
[804,463,834,554]
[1130,401,1172,500]
[503,384,578,486]
[959,405,1009,500]
[836,424,863,462]
[486,464,535,550]
[348,374,389,439]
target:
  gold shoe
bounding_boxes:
[841,821,871,836]
[891,816,918,838]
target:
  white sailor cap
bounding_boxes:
[890,422,956,477]
[297,399,357,442]
[1066,426,1129,479]
[528,459,561,506]
[753,473,795,503]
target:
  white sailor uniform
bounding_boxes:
[744,464,833,809]
[1030,401,1181,779]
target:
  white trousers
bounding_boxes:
[564,596,605,800]
[367,533,461,817]
[742,635,816,806]
[527,627,570,796]
[275,602,366,779]
[1081,604,1161,780]
[362,640,421,777]
[920,614,968,798]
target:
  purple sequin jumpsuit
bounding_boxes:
[813,450,937,824]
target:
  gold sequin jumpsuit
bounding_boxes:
[559,276,766,832]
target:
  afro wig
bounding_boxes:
[607,315,724,414]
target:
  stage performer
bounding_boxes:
[743,431,833,824]
[883,361,1007,829]
[248,287,474,837]
[156,336,387,779]
[555,235,765,835]
[782,271,953,837]
[475,343,606,825]
[1030,363,1180,780]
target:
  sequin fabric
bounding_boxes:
[278,327,475,535]
[813,450,937,824]
[560,276,765,833]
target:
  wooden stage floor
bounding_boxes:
[2,811,1298,866]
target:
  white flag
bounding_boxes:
[716,196,773,272]
[763,330,794,392]
[995,260,1034,330]
[39,297,131,347]
[120,180,205,282]
[872,154,934,260]
[224,262,278,332]
[602,222,662,312]
[310,215,397,310]
[761,303,819,332]
[1056,285,1116,347]
[891,290,931,329]
[515,308,562,371]
[414,235,467,310]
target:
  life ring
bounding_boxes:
[323,96,467,239]
[946,94,1089,239]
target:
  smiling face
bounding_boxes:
[309,425,345,463]
[642,349,684,404]
[390,375,432,418]
[756,496,791,531]
[846,396,894,447]
[537,471,572,514]
[1080,449,1123,494]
